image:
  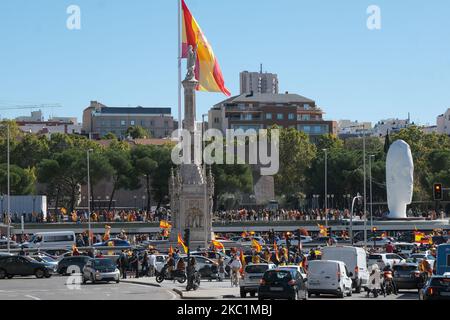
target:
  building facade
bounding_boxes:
[240,70,279,95]
[208,92,337,139]
[372,117,412,137]
[82,101,174,139]
[437,109,450,135]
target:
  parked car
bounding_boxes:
[0,239,18,249]
[92,238,131,247]
[408,253,436,267]
[392,263,426,291]
[22,231,76,250]
[57,255,92,275]
[0,255,53,279]
[258,268,308,300]
[276,236,313,247]
[367,253,405,269]
[82,258,120,284]
[321,246,369,293]
[235,237,266,246]
[30,254,58,272]
[181,255,218,280]
[239,263,276,298]
[393,242,418,256]
[419,274,450,300]
[307,260,353,298]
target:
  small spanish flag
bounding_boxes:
[252,239,262,253]
[160,220,171,229]
[239,249,246,274]
[241,231,248,238]
[318,224,328,237]
[212,240,225,253]
[60,207,67,215]
[169,245,174,255]
[178,233,189,254]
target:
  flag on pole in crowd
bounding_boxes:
[273,241,280,262]
[60,207,67,215]
[181,0,230,96]
[239,249,246,275]
[169,245,174,255]
[251,239,262,253]
[241,230,248,238]
[318,224,328,237]
[159,220,171,229]
[212,240,225,253]
[178,233,189,254]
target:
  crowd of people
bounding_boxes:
[1,207,447,226]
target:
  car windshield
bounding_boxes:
[368,255,382,260]
[263,270,292,282]
[430,278,450,287]
[393,265,416,272]
[246,265,269,274]
[93,259,114,267]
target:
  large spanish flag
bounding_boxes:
[181,0,230,96]
[178,233,189,254]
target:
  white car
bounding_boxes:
[321,246,369,293]
[356,237,394,246]
[235,237,266,246]
[307,260,353,298]
[276,265,307,280]
[154,254,168,273]
[408,253,435,266]
[276,236,313,247]
[239,263,276,298]
[393,242,418,256]
[367,253,405,269]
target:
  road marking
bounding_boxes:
[25,295,41,300]
[121,282,177,300]
[166,289,177,300]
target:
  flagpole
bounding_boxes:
[177,0,182,134]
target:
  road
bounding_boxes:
[0,275,178,300]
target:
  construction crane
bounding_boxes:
[0,103,63,111]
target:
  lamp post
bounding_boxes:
[86,149,93,246]
[133,195,137,209]
[6,124,11,253]
[350,193,362,245]
[369,154,376,232]
[323,149,328,227]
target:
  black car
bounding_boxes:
[258,268,308,300]
[57,256,91,275]
[419,275,450,300]
[0,255,53,279]
[392,263,425,290]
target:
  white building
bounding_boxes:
[437,109,450,135]
[372,118,412,137]
[17,120,82,136]
[337,120,372,135]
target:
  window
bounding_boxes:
[277,113,283,120]
[120,120,126,126]
[301,114,310,121]
[242,114,252,121]
[303,104,311,110]
[303,125,311,132]
[130,120,135,126]
[266,113,272,120]
[288,113,295,120]
[141,120,146,126]
[214,117,220,123]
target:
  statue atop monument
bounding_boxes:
[186,45,197,81]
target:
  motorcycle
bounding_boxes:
[156,265,187,284]
[382,270,397,295]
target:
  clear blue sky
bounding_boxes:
[1,0,449,126]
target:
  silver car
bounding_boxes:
[239,263,276,298]
[82,258,120,284]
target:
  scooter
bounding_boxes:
[156,265,187,284]
[382,270,397,295]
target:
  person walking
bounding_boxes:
[230,255,242,287]
[149,251,157,277]
[119,250,129,279]
[142,251,149,277]
[218,256,225,281]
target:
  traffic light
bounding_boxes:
[433,183,443,201]
[372,227,377,233]
[184,228,190,248]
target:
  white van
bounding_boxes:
[321,246,369,293]
[23,231,76,250]
[307,260,353,298]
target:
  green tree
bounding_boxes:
[131,145,158,210]
[0,164,35,195]
[105,148,133,210]
[126,126,151,139]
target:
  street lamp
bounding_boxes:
[133,195,137,209]
[2,124,11,253]
[323,149,328,227]
[369,155,375,232]
[86,149,93,246]
[350,193,363,245]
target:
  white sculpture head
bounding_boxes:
[386,139,414,219]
